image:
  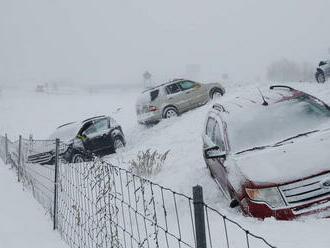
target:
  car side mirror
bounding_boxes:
[319,61,327,66]
[204,146,226,160]
[76,134,88,141]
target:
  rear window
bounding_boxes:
[150,89,159,101]
[137,89,160,105]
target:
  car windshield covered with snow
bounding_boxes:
[48,122,81,142]
[226,93,330,154]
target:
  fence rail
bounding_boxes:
[0,134,276,248]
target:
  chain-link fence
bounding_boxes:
[0,134,276,248]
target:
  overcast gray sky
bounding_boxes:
[0,0,330,85]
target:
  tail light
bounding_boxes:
[149,105,158,112]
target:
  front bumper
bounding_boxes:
[241,196,330,220]
[27,152,55,165]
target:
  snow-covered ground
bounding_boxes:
[0,160,67,248]
[1,81,330,247]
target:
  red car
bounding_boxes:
[202,85,330,220]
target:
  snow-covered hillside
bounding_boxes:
[1,81,330,247]
[0,160,67,248]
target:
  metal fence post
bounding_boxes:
[193,185,207,248]
[17,135,22,182]
[53,138,60,230]
[5,133,8,164]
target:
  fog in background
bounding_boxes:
[1,0,330,87]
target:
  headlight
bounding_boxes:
[59,143,69,154]
[246,187,285,209]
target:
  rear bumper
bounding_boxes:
[241,196,330,220]
[137,111,162,124]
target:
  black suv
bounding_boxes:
[27,115,126,164]
[315,60,330,83]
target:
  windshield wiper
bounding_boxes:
[274,130,320,146]
[235,130,320,155]
[235,145,269,155]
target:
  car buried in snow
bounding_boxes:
[136,79,225,124]
[27,115,125,164]
[202,85,330,220]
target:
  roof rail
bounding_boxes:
[142,79,185,93]
[82,115,106,123]
[269,85,295,91]
[57,122,76,129]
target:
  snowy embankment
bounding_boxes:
[0,160,67,248]
[1,81,330,247]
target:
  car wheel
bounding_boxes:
[316,71,326,83]
[113,137,125,152]
[211,88,224,99]
[163,107,178,119]
[71,153,85,163]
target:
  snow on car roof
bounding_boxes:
[142,79,184,93]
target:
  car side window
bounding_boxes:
[83,123,97,136]
[206,117,225,151]
[150,89,159,101]
[93,118,109,133]
[179,81,196,91]
[206,117,216,138]
[213,122,225,151]
[166,83,181,95]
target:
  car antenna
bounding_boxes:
[257,88,269,106]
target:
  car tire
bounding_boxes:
[211,88,224,99]
[71,153,85,163]
[163,106,178,119]
[113,136,125,152]
[316,71,326,83]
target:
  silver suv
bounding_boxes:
[136,79,225,124]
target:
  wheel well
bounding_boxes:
[71,152,84,163]
[162,105,178,117]
[110,129,122,140]
[113,135,125,146]
[209,87,224,98]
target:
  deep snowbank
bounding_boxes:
[0,160,67,248]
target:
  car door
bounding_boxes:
[203,116,230,198]
[80,121,98,152]
[90,118,112,154]
[165,83,185,111]
[178,80,206,109]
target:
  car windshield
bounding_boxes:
[226,95,330,153]
[49,122,80,141]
